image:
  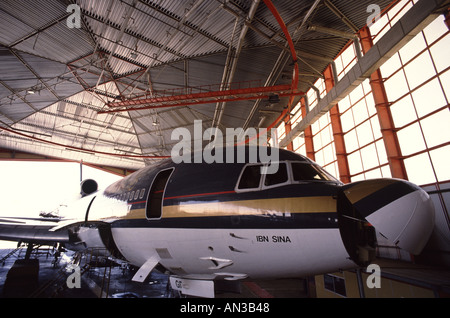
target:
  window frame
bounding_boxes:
[261,162,291,190]
[235,163,264,193]
[235,161,340,193]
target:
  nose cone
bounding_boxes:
[342,179,435,255]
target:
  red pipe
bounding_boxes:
[262,0,299,131]
[99,90,304,114]
[107,84,292,108]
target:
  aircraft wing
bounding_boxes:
[0,217,70,245]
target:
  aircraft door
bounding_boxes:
[146,168,174,220]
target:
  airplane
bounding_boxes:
[0,146,435,298]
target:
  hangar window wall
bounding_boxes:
[278,0,449,188]
[371,2,450,186]
[335,43,391,182]
[276,0,450,262]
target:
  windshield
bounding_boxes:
[291,162,338,182]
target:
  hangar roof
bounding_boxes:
[0,0,393,170]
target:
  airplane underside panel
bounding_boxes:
[111,226,356,280]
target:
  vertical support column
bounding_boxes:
[300,97,315,161]
[323,65,351,184]
[359,26,408,180]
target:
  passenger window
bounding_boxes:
[238,164,262,190]
[264,162,288,186]
[292,162,329,181]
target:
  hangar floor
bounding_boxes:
[0,246,307,298]
[1,245,448,298]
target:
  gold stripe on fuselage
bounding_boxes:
[123,196,337,220]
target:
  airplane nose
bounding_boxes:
[341,179,435,255]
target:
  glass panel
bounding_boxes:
[352,99,369,126]
[313,133,323,150]
[423,15,448,44]
[315,149,325,167]
[384,69,409,101]
[366,92,377,117]
[429,34,450,73]
[349,85,364,105]
[295,144,306,157]
[264,162,288,186]
[355,121,374,147]
[333,276,347,297]
[381,165,392,178]
[411,78,447,117]
[420,110,450,148]
[360,144,379,171]
[397,123,426,156]
[365,168,383,179]
[380,52,402,78]
[347,152,363,175]
[238,165,262,189]
[344,129,359,153]
[439,70,450,102]
[404,51,435,90]
[338,95,352,113]
[399,32,426,64]
[376,140,389,165]
[340,109,354,133]
[430,146,450,182]
[390,95,417,128]
[404,153,435,185]
[370,117,382,140]
[291,163,333,181]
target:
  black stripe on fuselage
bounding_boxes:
[354,181,418,218]
[110,212,339,230]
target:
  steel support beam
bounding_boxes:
[280,0,450,148]
[359,26,408,180]
[212,0,261,129]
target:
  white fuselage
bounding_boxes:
[111,227,356,279]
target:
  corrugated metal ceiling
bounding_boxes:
[0,0,395,170]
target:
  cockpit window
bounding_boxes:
[291,162,334,181]
[236,160,339,192]
[238,164,262,190]
[264,162,288,187]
